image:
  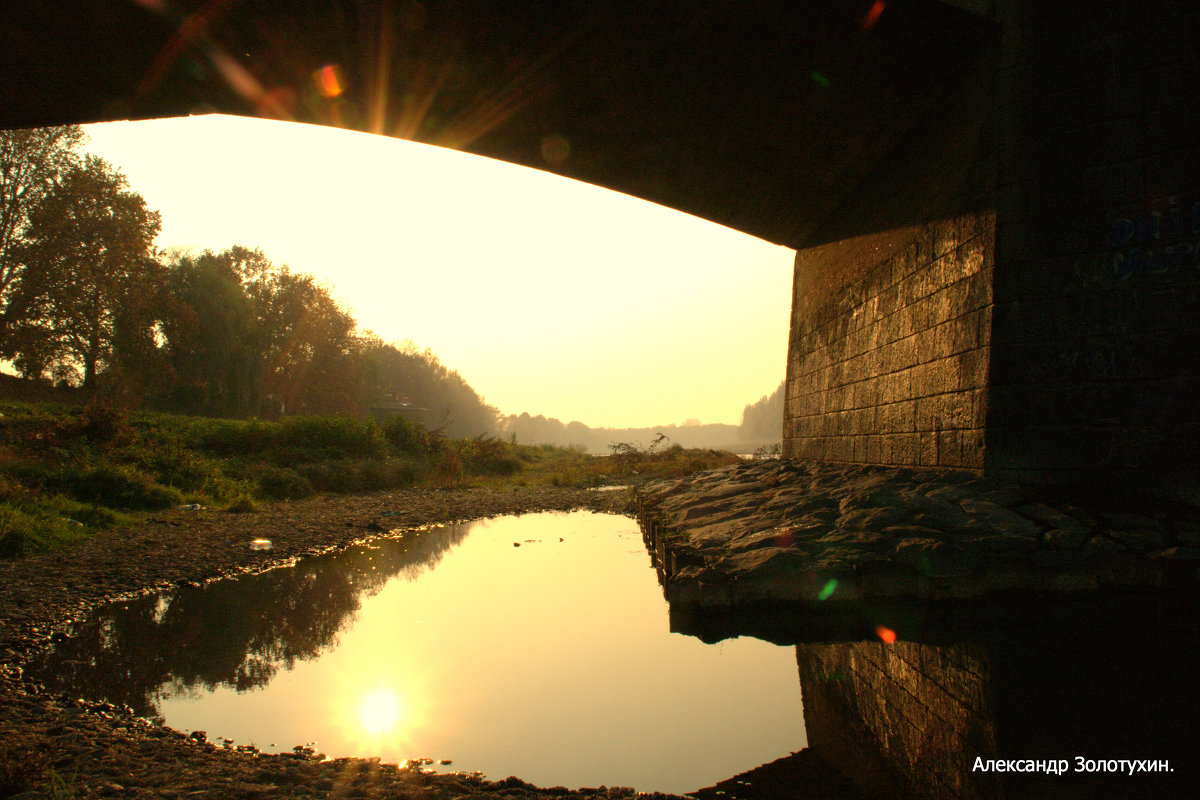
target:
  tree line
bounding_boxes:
[0,125,499,438]
[498,380,784,453]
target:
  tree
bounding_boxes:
[159,246,363,416]
[159,249,262,414]
[255,267,359,415]
[739,380,784,442]
[0,124,84,353]
[358,337,500,436]
[14,155,162,392]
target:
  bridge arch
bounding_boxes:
[3,0,1198,498]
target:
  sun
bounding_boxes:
[358,688,404,734]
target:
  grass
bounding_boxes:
[0,401,742,557]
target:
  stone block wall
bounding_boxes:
[795,640,998,800]
[984,0,1200,497]
[784,0,1200,499]
[785,214,994,470]
[782,11,999,473]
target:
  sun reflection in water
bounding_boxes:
[359,687,403,735]
[333,675,429,760]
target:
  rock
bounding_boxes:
[835,506,915,532]
[837,489,905,514]
[1084,536,1126,554]
[727,547,807,579]
[1108,528,1165,552]
[1103,513,1162,530]
[816,530,899,552]
[962,533,1041,553]
[901,493,981,531]
[1173,524,1200,547]
[1150,547,1200,560]
[1042,528,1087,550]
[958,499,1043,537]
[980,488,1024,507]
[925,486,969,504]
[729,529,810,552]
[1014,502,1090,534]
[892,539,978,577]
[882,524,953,540]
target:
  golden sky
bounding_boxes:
[82,114,793,428]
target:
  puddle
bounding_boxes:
[33,512,805,795]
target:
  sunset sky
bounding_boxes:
[81,114,793,429]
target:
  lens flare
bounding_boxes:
[315,64,345,98]
[817,578,838,601]
[861,1,886,31]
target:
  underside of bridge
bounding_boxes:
[3,0,1198,499]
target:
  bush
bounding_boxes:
[255,466,315,500]
[56,464,183,509]
[278,415,382,460]
[297,458,418,494]
[382,415,440,458]
[0,505,91,558]
[456,435,521,476]
[432,448,464,487]
[196,418,276,455]
[79,403,127,444]
[224,494,259,513]
[130,441,226,492]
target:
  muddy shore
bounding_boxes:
[5,468,1198,800]
[1,486,679,800]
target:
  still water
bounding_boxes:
[37,512,806,794]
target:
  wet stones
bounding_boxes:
[637,459,1200,610]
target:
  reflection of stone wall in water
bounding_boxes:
[796,641,999,800]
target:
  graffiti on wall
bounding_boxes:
[1106,198,1200,282]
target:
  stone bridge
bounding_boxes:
[4,0,1197,499]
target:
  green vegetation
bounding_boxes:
[0,400,742,558]
[0,125,747,561]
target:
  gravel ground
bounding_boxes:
[0,486,687,800]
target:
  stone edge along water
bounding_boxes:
[635,460,1200,611]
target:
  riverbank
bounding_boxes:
[636,459,1200,616]
[1,485,678,800]
[5,465,1199,799]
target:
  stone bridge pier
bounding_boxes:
[4,0,1197,499]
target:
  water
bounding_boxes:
[35,512,806,794]
[672,597,1200,799]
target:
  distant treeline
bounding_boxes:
[0,125,498,438]
[499,381,784,453]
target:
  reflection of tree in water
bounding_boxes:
[34,522,471,717]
